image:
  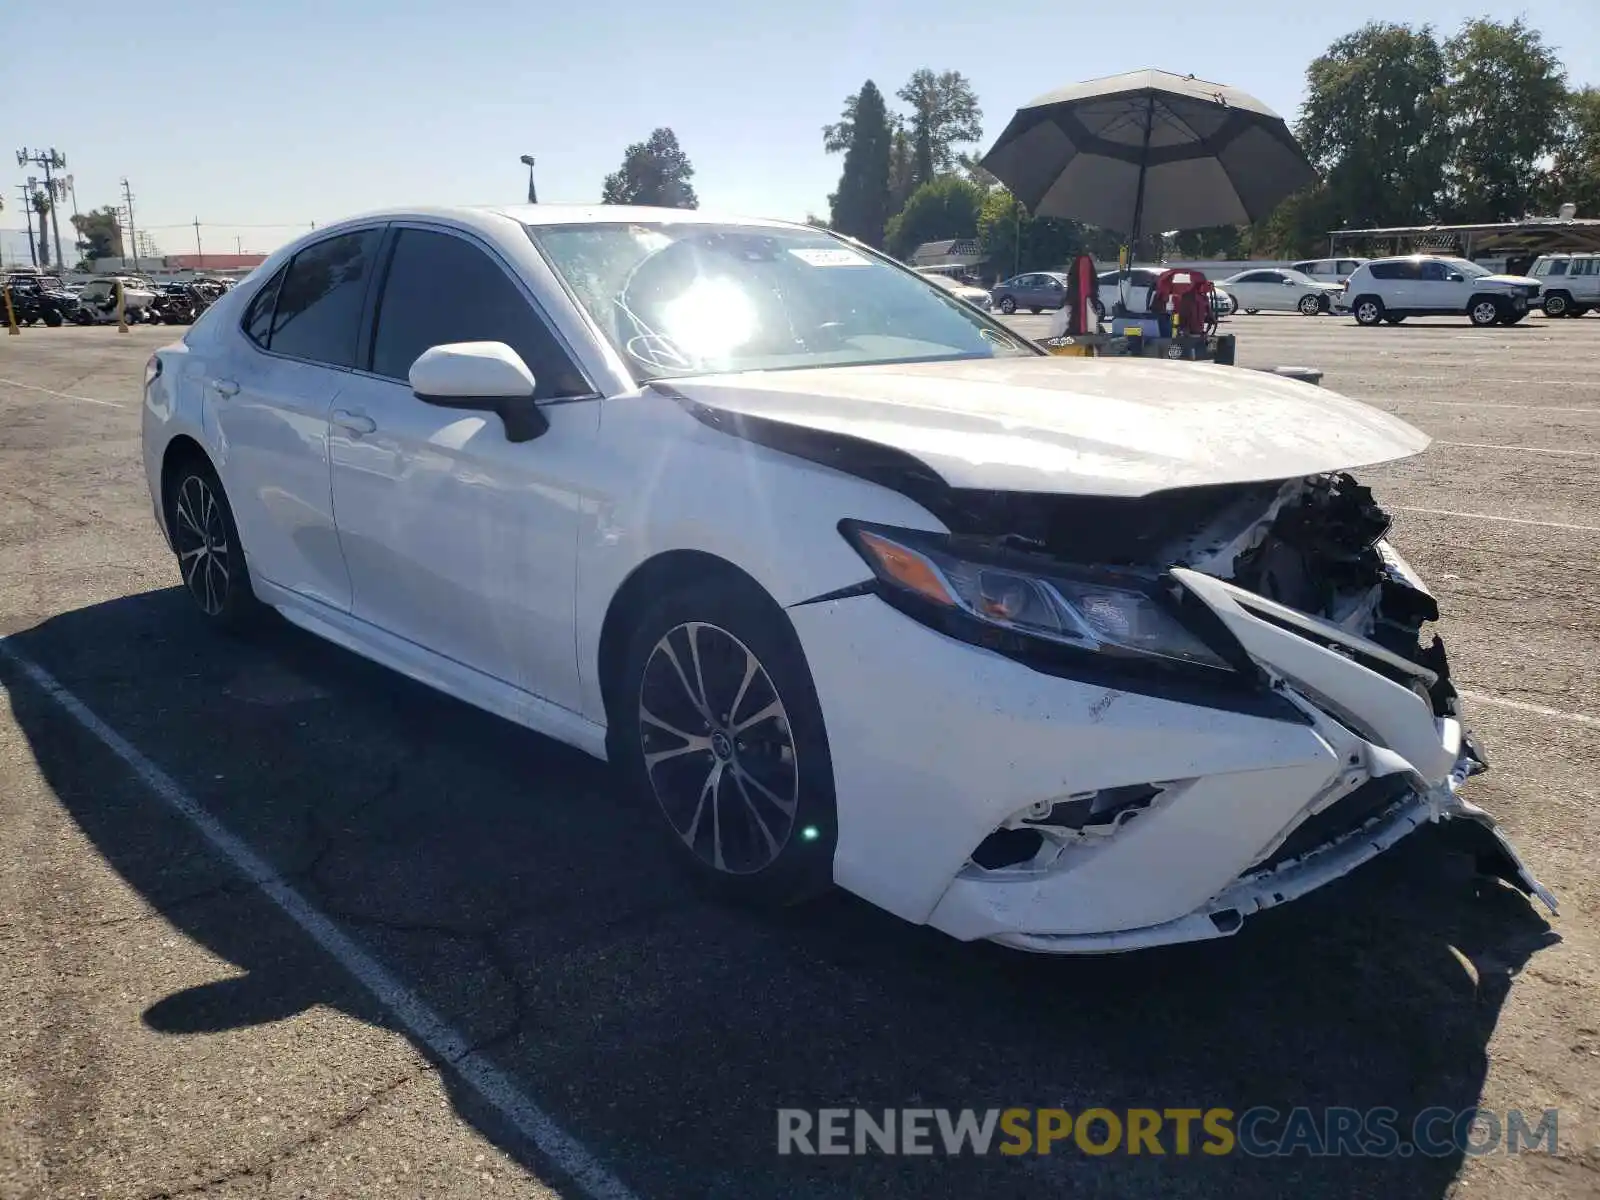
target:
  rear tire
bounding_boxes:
[43,309,63,327]
[164,457,262,633]
[1244,308,1260,315]
[1029,307,1041,314]
[1353,296,1385,326]
[1498,312,1526,326]
[1384,314,1406,325]
[614,577,837,907]
[1572,307,1592,318]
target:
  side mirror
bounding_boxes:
[1447,273,1464,282]
[409,341,549,443]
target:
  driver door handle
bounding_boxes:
[211,378,239,398]
[332,409,377,436]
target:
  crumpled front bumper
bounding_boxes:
[987,747,1556,954]
[789,552,1557,954]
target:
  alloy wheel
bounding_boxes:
[637,621,799,875]
[1299,294,1320,316]
[1471,299,1501,326]
[173,474,231,616]
[1355,300,1380,325]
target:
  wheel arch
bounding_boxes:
[158,434,215,541]
[596,550,782,731]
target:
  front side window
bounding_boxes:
[528,222,1034,381]
[369,228,588,398]
[1420,262,1451,281]
[1547,259,1569,275]
[268,228,382,368]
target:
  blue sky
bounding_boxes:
[5,0,1596,268]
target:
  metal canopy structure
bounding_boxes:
[1328,218,1600,260]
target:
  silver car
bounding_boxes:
[990,272,1068,314]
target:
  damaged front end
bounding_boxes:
[842,471,1555,947]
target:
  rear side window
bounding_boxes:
[369,227,588,399]
[1368,262,1416,281]
[1570,259,1592,276]
[243,268,285,347]
[268,229,383,368]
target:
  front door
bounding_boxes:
[328,224,597,710]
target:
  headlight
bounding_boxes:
[841,522,1234,673]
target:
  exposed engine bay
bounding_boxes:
[935,472,1460,717]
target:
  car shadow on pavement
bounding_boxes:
[0,588,1559,1200]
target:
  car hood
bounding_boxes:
[666,356,1429,498]
[1481,274,1539,287]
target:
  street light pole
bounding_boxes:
[519,154,538,204]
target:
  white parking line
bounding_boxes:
[1436,441,1600,457]
[1374,399,1600,414]
[0,376,125,408]
[0,639,639,1200]
[1389,505,1600,532]
[1460,689,1600,729]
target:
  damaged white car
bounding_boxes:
[142,206,1554,953]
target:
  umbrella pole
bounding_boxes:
[1120,94,1157,317]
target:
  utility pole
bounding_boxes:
[520,154,538,204]
[14,184,36,267]
[16,148,67,270]
[120,178,138,272]
[193,217,204,269]
[235,236,242,255]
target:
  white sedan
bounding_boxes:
[1220,267,1346,315]
[141,206,1552,952]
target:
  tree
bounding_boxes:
[828,80,893,247]
[1551,86,1600,217]
[887,128,917,213]
[1297,23,1453,228]
[70,207,124,265]
[978,189,1084,277]
[884,176,984,260]
[601,128,698,208]
[896,69,983,187]
[30,191,52,267]
[1444,18,1569,220]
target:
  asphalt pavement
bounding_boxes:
[2,315,1598,1199]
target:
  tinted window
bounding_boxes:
[370,228,587,399]
[1369,261,1416,281]
[1236,271,1273,283]
[1547,260,1569,275]
[1339,260,1362,274]
[1570,259,1591,276]
[1419,261,1451,281]
[243,267,285,347]
[269,229,382,368]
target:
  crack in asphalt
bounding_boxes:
[132,1067,427,1199]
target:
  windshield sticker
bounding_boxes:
[788,247,870,268]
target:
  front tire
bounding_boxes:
[615,578,837,906]
[1543,292,1570,318]
[998,296,1016,314]
[165,459,261,632]
[1469,297,1503,327]
[1298,293,1321,316]
[1353,296,1385,326]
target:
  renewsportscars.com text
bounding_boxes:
[776,1106,1560,1158]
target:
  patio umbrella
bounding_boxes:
[980,69,1317,248]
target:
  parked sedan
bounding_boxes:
[1220,268,1345,315]
[141,205,1552,953]
[990,271,1068,314]
[922,272,994,310]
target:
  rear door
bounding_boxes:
[327,222,598,709]
[1571,257,1600,303]
[208,227,385,611]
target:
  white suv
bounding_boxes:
[1529,252,1598,318]
[1291,257,1368,285]
[1343,256,1542,327]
